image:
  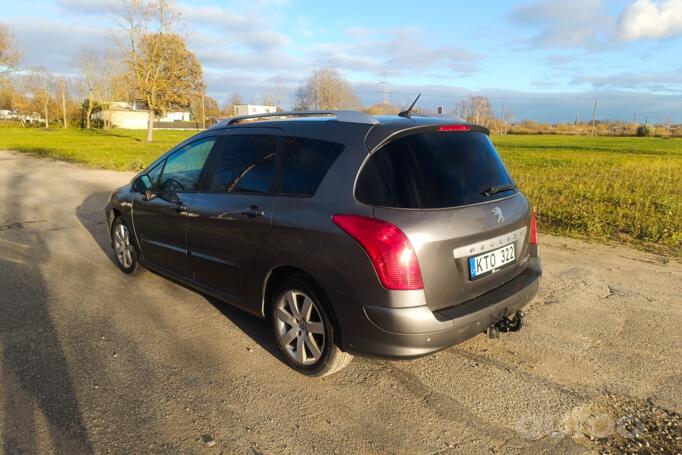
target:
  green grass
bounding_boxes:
[0,127,194,171]
[492,135,682,257]
[0,127,680,256]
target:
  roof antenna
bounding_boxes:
[399,93,421,118]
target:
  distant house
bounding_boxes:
[0,109,43,123]
[233,104,277,117]
[92,101,191,129]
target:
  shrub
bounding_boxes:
[637,124,655,137]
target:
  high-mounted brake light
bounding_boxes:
[530,212,538,245]
[439,124,470,132]
[332,215,423,290]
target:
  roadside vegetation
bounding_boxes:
[0,127,191,170]
[494,135,682,257]
[0,127,679,257]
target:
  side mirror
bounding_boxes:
[133,174,155,200]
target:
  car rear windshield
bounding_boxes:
[355,131,515,209]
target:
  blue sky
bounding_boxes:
[3,0,682,122]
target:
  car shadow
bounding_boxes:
[75,191,118,267]
[76,191,286,365]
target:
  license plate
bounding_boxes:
[469,243,515,280]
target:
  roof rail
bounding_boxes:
[220,110,379,126]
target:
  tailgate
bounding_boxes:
[374,194,532,311]
[356,127,533,312]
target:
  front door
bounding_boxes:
[133,136,217,278]
[187,130,280,295]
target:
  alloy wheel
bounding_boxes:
[113,222,134,269]
[274,290,326,365]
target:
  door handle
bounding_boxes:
[174,204,188,213]
[241,205,265,218]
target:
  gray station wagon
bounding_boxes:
[106,109,541,376]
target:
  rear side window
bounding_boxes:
[280,137,344,196]
[208,135,277,194]
[356,132,514,209]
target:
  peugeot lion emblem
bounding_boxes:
[492,207,504,223]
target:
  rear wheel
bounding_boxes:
[111,217,138,274]
[270,276,352,377]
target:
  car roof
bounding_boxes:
[208,111,487,151]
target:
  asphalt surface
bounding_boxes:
[0,149,681,454]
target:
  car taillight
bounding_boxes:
[332,214,423,290]
[530,212,538,245]
[439,124,470,132]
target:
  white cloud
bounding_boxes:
[618,0,682,40]
[312,28,479,77]
[572,68,682,93]
[11,18,112,75]
[507,0,616,50]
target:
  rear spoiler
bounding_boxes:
[365,123,490,154]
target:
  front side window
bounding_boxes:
[208,135,278,194]
[146,160,164,188]
[280,137,344,196]
[158,137,216,192]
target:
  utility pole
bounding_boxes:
[633,112,638,124]
[590,99,598,137]
[574,113,579,125]
[378,79,389,105]
[499,101,506,135]
[200,89,206,130]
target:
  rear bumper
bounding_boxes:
[341,256,541,358]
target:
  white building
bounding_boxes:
[92,101,191,129]
[0,110,43,123]
[233,104,277,117]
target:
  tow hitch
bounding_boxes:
[487,311,524,339]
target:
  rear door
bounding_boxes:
[186,129,281,295]
[356,128,532,311]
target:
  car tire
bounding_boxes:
[270,275,352,377]
[111,216,139,275]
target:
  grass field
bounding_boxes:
[0,128,193,171]
[1,127,680,256]
[494,135,681,257]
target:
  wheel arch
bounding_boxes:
[262,265,343,346]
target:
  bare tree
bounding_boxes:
[0,23,20,85]
[114,0,204,141]
[222,93,242,116]
[261,94,281,110]
[203,95,219,118]
[294,68,361,111]
[25,67,54,128]
[455,96,494,128]
[365,103,400,115]
[75,49,106,129]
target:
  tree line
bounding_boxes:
[1,1,213,141]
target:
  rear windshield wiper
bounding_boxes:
[482,184,516,196]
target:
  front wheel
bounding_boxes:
[111,217,138,274]
[270,276,352,377]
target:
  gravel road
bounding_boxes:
[1,149,680,454]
